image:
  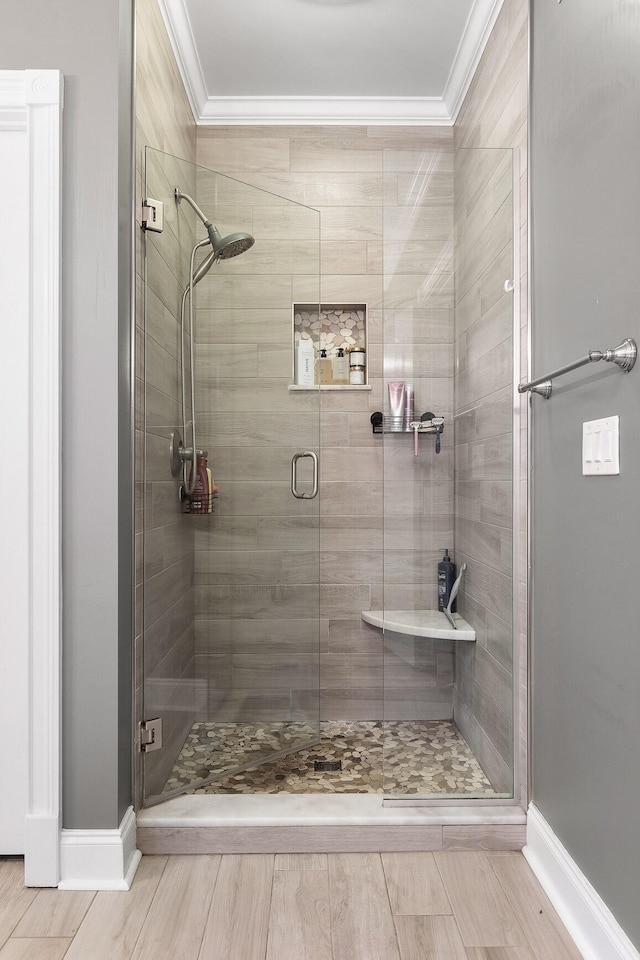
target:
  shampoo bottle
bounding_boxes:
[437,548,457,612]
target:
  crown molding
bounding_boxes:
[443,0,506,121]
[158,0,503,126]
[198,96,452,126]
[155,0,208,122]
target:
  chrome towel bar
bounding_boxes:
[518,338,637,399]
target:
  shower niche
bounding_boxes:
[289,301,370,390]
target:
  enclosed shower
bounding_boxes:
[140,143,518,809]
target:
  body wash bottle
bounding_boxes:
[317,348,332,385]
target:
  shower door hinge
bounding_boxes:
[141,198,164,233]
[139,718,163,752]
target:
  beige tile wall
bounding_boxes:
[453,0,528,799]
[195,127,455,721]
[135,0,197,800]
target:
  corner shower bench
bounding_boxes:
[361,609,476,641]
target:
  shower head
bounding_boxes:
[175,187,255,271]
[206,223,255,260]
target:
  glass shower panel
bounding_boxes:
[142,148,321,805]
[381,145,515,799]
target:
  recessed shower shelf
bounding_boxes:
[362,609,476,642]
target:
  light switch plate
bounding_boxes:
[583,415,619,475]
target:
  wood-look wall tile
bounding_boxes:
[319,550,383,585]
[196,617,323,657]
[196,136,291,173]
[195,275,293,311]
[196,584,320,619]
[327,618,382,655]
[454,517,512,578]
[195,308,291,344]
[320,481,383,517]
[320,692,383,720]
[291,140,383,173]
[232,654,319,690]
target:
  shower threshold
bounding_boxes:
[136,794,526,855]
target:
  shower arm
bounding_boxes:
[180,237,210,494]
[175,188,211,232]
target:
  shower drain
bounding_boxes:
[314,760,342,772]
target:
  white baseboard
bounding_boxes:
[524,803,640,960]
[58,806,141,890]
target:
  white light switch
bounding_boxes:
[582,416,619,475]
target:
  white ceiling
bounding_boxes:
[158,0,505,124]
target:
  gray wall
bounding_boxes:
[531,0,640,948]
[0,0,134,828]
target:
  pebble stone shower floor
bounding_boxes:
[161,720,496,798]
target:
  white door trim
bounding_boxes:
[0,69,63,886]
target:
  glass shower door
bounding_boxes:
[141,148,321,804]
[380,144,516,799]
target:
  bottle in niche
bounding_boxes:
[438,548,457,612]
[348,346,366,385]
[188,455,209,514]
[332,347,349,384]
[317,348,332,385]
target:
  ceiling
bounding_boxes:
[158,0,504,124]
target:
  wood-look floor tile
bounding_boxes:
[487,854,583,959]
[0,939,71,960]
[434,853,526,948]
[382,852,452,916]
[199,854,273,960]
[63,856,167,960]
[0,862,38,948]
[266,870,332,960]
[274,854,328,870]
[131,855,219,960]
[465,948,536,959]
[395,916,467,960]
[12,890,95,939]
[328,853,400,960]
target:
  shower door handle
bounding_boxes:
[291,451,318,499]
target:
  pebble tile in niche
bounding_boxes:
[162,720,496,797]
